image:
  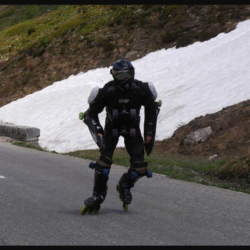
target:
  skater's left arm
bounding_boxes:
[144,135,153,143]
[142,82,158,145]
[144,104,157,143]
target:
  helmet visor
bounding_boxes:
[111,69,133,81]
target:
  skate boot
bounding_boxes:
[81,190,106,215]
[116,173,132,211]
[116,162,153,211]
[81,156,112,215]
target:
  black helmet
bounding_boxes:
[110,59,135,90]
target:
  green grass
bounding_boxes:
[12,141,45,151]
[64,147,250,195]
[12,141,57,154]
[12,140,250,195]
[0,5,185,61]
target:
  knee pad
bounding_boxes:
[130,161,148,176]
[97,155,113,167]
[94,156,112,175]
[123,161,148,188]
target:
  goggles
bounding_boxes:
[111,69,133,81]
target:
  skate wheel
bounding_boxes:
[116,184,120,193]
[112,109,118,119]
[119,193,123,201]
[130,128,136,137]
[112,129,118,137]
[123,203,128,211]
[116,184,123,201]
[130,109,136,119]
[158,100,162,107]
[80,205,89,215]
[79,112,84,120]
[131,172,138,179]
[147,171,153,178]
[89,162,95,169]
[103,168,109,176]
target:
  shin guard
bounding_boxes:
[92,156,113,200]
[124,161,149,188]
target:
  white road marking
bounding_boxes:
[0,176,6,178]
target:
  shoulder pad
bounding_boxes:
[131,80,141,90]
[106,81,116,92]
[88,86,99,104]
[147,82,158,99]
[133,79,142,84]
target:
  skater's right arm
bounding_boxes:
[88,86,106,114]
[87,86,108,136]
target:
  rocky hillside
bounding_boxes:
[0,5,250,181]
[0,5,250,107]
[155,99,250,180]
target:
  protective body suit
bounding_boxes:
[80,59,160,214]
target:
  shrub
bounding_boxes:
[27,28,35,36]
[176,35,193,48]
[24,5,39,20]
[162,5,180,17]
[33,47,45,57]
[102,42,115,52]
[0,9,15,19]
[161,31,178,44]
[39,36,50,47]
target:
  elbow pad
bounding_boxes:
[147,82,158,100]
[88,109,104,134]
[143,107,157,156]
[87,87,104,133]
[88,86,100,104]
[144,106,157,135]
[83,109,104,150]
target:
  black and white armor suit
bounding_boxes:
[81,59,160,213]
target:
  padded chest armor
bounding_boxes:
[106,81,142,109]
[105,81,142,126]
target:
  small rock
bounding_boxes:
[209,154,218,160]
[181,126,213,147]
[125,51,138,59]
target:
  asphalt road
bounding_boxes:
[1,141,250,245]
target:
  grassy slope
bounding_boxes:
[0,5,157,60]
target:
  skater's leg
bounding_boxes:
[116,161,148,204]
[84,156,112,204]
[124,127,144,163]
[92,130,119,197]
[93,156,113,194]
[90,126,119,194]
[116,130,148,206]
[100,133,119,160]
[82,130,118,214]
[124,127,148,185]
[82,156,113,214]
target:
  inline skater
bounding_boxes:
[79,59,161,214]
